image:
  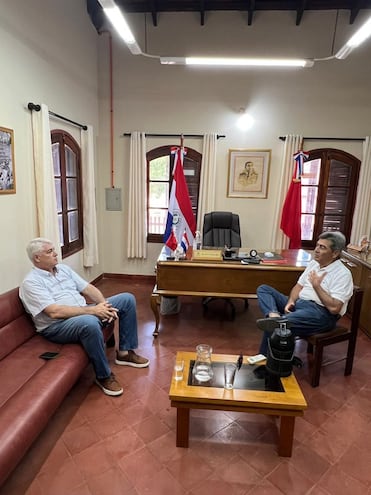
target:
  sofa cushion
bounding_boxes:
[0,288,36,360]
[0,334,66,407]
[0,343,89,486]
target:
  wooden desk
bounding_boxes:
[151,249,311,335]
[169,351,307,457]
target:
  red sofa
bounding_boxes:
[0,287,114,486]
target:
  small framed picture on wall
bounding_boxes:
[0,126,16,194]
[228,149,271,199]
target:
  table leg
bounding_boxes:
[278,416,296,457]
[150,289,161,336]
[176,407,190,448]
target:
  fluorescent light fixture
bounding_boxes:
[160,57,314,68]
[98,0,142,55]
[98,0,116,7]
[335,15,371,59]
[335,44,353,60]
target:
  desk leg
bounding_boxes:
[278,416,295,457]
[150,288,161,337]
[176,407,190,448]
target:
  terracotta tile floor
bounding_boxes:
[2,277,371,495]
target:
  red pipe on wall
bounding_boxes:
[108,32,114,188]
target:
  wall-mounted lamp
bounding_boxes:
[236,109,254,130]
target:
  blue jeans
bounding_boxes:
[257,284,339,355]
[41,293,138,380]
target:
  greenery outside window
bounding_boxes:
[147,145,202,243]
[51,130,83,257]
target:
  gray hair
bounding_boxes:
[318,231,346,252]
[26,237,53,262]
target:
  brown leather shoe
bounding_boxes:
[95,373,123,396]
[115,350,150,368]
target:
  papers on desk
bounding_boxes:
[258,252,284,261]
[259,249,312,265]
[260,258,289,265]
[192,249,222,261]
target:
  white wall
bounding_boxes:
[1,4,370,291]
[97,10,370,276]
[0,0,101,292]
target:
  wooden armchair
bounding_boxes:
[304,286,364,387]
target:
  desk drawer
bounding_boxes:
[157,264,301,296]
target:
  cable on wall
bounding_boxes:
[108,31,115,188]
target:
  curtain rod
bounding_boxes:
[279,136,365,142]
[27,102,88,131]
[122,132,225,139]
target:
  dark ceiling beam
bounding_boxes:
[295,0,307,26]
[87,0,105,32]
[150,0,158,26]
[200,0,205,25]
[247,0,255,26]
[87,1,371,29]
[350,0,362,24]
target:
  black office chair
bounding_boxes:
[201,211,247,318]
[202,211,241,249]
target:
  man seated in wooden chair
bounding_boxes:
[256,232,353,355]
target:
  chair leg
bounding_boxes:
[225,299,236,320]
[311,343,324,387]
[344,337,356,376]
[106,333,116,348]
[202,297,236,320]
[202,297,212,307]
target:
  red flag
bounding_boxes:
[163,147,196,253]
[280,151,309,249]
[165,228,178,251]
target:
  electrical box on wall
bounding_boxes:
[105,187,122,211]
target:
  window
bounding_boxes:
[51,130,83,257]
[147,145,202,243]
[301,148,360,248]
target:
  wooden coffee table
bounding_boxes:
[169,351,307,457]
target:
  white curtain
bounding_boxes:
[269,134,303,249]
[81,125,99,267]
[196,133,218,231]
[350,136,371,244]
[30,103,61,259]
[127,132,147,259]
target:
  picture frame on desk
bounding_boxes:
[0,126,16,194]
[227,149,270,199]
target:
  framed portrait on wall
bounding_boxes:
[227,149,271,199]
[0,126,16,194]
